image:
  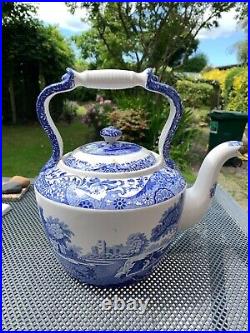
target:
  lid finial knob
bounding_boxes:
[100,126,122,144]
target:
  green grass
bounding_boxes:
[3,118,197,182]
[2,121,94,177]
[2,105,210,182]
[2,114,198,182]
[3,121,197,186]
[1,105,207,184]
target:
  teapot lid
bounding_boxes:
[62,126,158,174]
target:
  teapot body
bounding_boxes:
[34,150,186,286]
[34,67,186,286]
[35,187,184,286]
[35,68,242,286]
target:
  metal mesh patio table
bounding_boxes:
[2,185,248,331]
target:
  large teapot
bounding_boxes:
[35,68,242,286]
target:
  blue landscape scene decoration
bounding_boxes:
[38,194,183,285]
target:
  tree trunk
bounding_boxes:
[23,61,40,122]
[9,74,17,125]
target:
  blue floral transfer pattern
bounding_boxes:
[228,141,242,147]
[79,141,142,156]
[150,195,184,242]
[36,68,75,171]
[35,165,186,210]
[63,152,156,172]
[209,183,217,198]
[38,195,183,285]
[100,126,122,138]
[146,69,183,164]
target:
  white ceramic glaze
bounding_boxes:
[34,68,242,286]
[179,140,243,230]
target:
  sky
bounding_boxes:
[35,2,246,67]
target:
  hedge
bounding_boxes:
[227,67,248,112]
[176,79,215,108]
[202,66,248,112]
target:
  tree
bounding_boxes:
[2,2,39,124]
[2,2,37,25]
[2,2,75,124]
[236,40,248,64]
[234,2,248,64]
[126,233,149,255]
[235,2,248,25]
[178,53,208,73]
[67,2,235,76]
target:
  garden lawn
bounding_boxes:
[3,119,196,182]
[2,121,94,178]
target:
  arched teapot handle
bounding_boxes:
[36,68,183,170]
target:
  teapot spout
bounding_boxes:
[179,141,243,231]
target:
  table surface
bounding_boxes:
[2,185,248,331]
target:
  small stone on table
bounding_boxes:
[10,176,30,188]
[2,182,22,194]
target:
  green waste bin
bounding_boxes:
[208,110,248,166]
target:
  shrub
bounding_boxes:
[178,53,208,73]
[81,102,111,137]
[108,108,149,142]
[224,67,244,104]
[82,90,199,172]
[170,107,198,169]
[202,68,228,94]
[114,92,199,170]
[113,91,168,148]
[68,86,97,103]
[59,100,77,124]
[202,66,248,111]
[50,94,65,123]
[191,107,210,125]
[82,93,149,143]
[176,80,215,108]
[227,67,248,112]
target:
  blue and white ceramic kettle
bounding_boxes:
[35,68,242,286]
